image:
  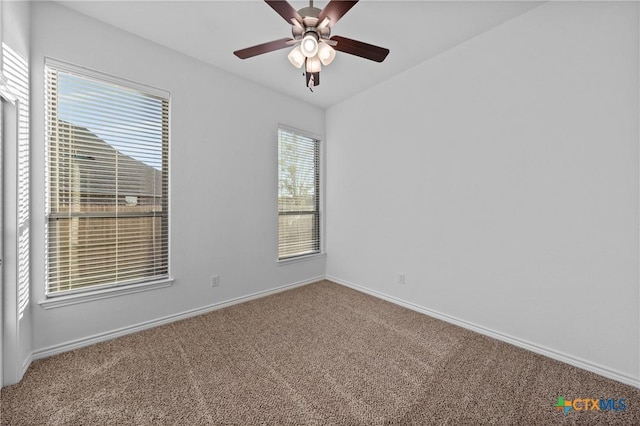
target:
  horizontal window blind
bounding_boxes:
[278,127,320,259]
[3,42,30,317]
[45,61,169,295]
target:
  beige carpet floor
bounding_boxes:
[1,280,639,425]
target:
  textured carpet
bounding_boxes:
[1,280,639,425]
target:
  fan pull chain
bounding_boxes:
[307,73,315,92]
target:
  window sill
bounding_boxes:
[39,278,175,310]
[278,252,326,266]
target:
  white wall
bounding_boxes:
[28,2,325,357]
[326,1,639,385]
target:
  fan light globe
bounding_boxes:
[318,42,336,66]
[288,46,305,69]
[305,56,321,73]
[301,34,319,58]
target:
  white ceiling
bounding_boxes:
[56,0,543,109]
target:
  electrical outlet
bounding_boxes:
[398,273,406,285]
[210,275,220,288]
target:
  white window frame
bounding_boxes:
[277,124,324,263]
[42,58,172,304]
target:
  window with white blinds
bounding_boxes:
[45,60,169,295]
[278,127,320,260]
[3,43,30,316]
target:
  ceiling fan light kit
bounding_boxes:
[233,0,389,91]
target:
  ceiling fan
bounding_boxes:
[233,0,390,90]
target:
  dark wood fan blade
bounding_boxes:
[265,0,302,24]
[234,38,294,59]
[317,1,358,27]
[330,35,389,62]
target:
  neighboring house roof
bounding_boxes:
[56,120,162,198]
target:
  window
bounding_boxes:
[45,60,169,295]
[3,43,30,317]
[278,127,321,260]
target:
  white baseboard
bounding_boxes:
[21,352,33,379]
[327,275,640,390]
[32,276,322,361]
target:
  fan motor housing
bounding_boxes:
[297,6,320,18]
[293,7,330,39]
